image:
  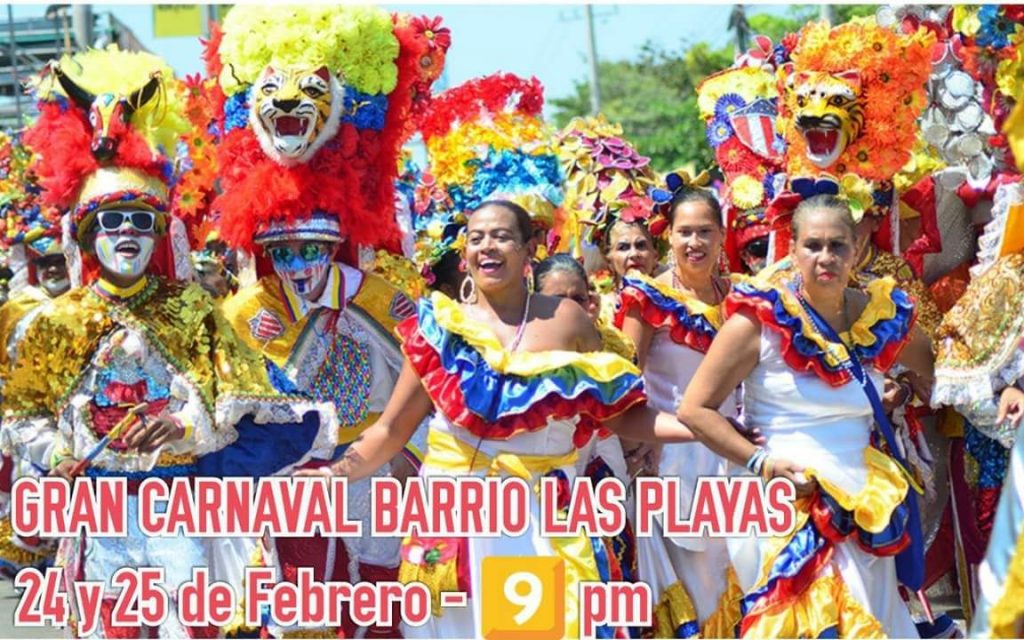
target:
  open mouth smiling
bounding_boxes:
[115,239,141,259]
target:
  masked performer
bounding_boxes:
[0,131,70,577]
[0,46,336,639]
[208,7,450,637]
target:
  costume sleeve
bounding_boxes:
[0,313,66,471]
[190,297,339,473]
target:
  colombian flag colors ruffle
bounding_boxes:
[396,292,647,444]
[614,273,723,354]
[723,277,915,387]
[706,448,913,638]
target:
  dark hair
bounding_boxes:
[472,199,534,244]
[792,194,856,241]
[429,250,463,292]
[533,253,588,291]
[600,218,655,254]
[667,188,723,228]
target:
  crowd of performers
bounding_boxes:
[0,4,1024,639]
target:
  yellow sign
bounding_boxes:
[481,556,565,640]
[153,5,203,38]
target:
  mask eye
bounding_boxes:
[303,87,323,99]
[300,243,325,261]
[746,238,769,259]
[269,246,294,263]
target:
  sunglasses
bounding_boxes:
[97,210,156,233]
[268,243,329,263]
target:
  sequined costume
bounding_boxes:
[614,272,736,636]
[396,293,646,638]
[0,285,58,576]
[710,276,921,638]
[934,251,1024,632]
[3,277,337,636]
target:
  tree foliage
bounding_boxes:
[551,5,877,173]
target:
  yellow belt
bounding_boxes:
[416,428,594,638]
[423,428,578,480]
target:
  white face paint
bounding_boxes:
[94,231,156,279]
[40,277,71,297]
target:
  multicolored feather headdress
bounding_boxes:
[209,5,450,264]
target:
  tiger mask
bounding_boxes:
[788,70,864,170]
[249,65,344,167]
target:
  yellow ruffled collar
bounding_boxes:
[430,291,640,381]
[626,271,725,328]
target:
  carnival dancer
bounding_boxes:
[555,115,663,329]
[0,46,337,639]
[298,199,704,638]
[208,6,450,637]
[0,132,70,577]
[679,195,934,637]
[533,253,640,618]
[615,179,738,634]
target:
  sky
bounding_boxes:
[8,3,798,104]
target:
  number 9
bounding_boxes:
[504,571,542,624]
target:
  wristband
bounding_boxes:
[745,447,768,475]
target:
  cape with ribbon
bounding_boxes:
[613,272,723,354]
[723,276,916,388]
[397,293,646,447]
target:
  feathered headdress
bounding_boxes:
[209,5,450,266]
[555,115,658,257]
[415,73,563,250]
[21,46,191,285]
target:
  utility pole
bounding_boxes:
[585,4,601,115]
[820,4,835,25]
[72,4,92,49]
[729,4,750,56]
[6,5,21,122]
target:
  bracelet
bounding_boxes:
[745,447,768,475]
[761,456,774,482]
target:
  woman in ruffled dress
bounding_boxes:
[679,195,934,637]
[299,200,700,638]
[615,185,738,633]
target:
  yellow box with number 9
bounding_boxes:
[481,556,565,640]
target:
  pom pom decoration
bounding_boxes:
[209,6,452,262]
[411,72,563,273]
[0,131,62,257]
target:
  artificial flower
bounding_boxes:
[976,5,1021,49]
[730,175,765,209]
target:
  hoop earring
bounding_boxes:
[460,276,477,304]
